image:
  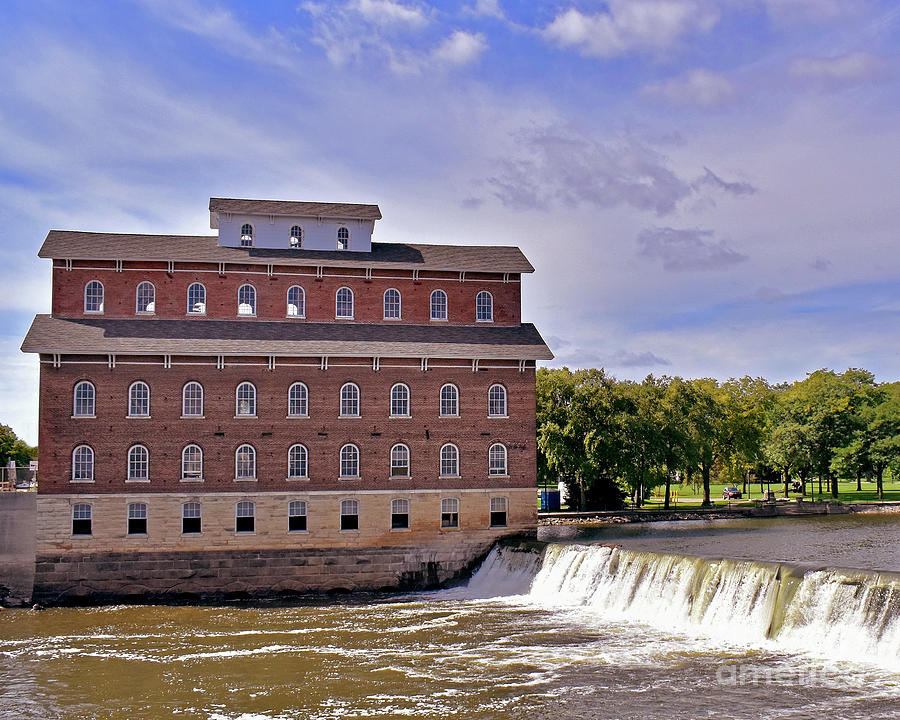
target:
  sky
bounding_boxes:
[1,0,899,445]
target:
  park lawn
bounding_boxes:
[644,479,900,508]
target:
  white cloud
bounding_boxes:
[543,1,719,58]
[466,0,505,20]
[790,52,884,85]
[353,0,429,28]
[643,69,736,107]
[760,0,850,23]
[432,30,488,66]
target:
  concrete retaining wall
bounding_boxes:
[0,493,36,606]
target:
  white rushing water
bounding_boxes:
[468,542,900,670]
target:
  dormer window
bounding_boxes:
[337,226,349,250]
[290,225,303,249]
[240,224,254,247]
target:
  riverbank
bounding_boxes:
[539,499,900,525]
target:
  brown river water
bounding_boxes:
[2,514,900,719]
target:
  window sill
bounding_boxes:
[181,531,202,535]
[286,477,309,482]
[383,316,402,321]
[430,318,449,322]
[338,415,361,419]
[339,476,360,481]
[233,415,258,419]
[135,312,155,316]
[288,529,309,534]
[233,478,258,483]
[235,531,256,535]
[186,313,206,317]
[71,415,96,419]
[286,414,309,419]
[70,479,95,484]
[125,479,150,483]
[488,415,509,419]
[390,527,411,532]
[126,533,148,538]
[126,415,151,420]
[439,414,460,419]
[335,316,354,321]
[490,524,509,529]
[71,534,93,538]
[339,529,360,534]
[84,310,103,315]
[390,475,411,480]
[389,414,411,419]
[440,526,460,531]
[439,474,461,479]
[285,315,307,319]
[180,477,204,483]
[476,319,494,323]
[489,474,510,479]
[180,415,205,420]
[237,314,257,318]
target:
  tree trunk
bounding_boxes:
[817,474,823,497]
[877,467,884,500]
[701,463,712,508]
[664,471,672,510]
[783,469,790,498]
[856,469,862,492]
[578,475,587,511]
[830,469,839,499]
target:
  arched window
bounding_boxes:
[337,226,349,250]
[73,381,96,417]
[383,288,401,319]
[235,444,256,480]
[127,444,149,482]
[440,384,459,417]
[238,284,256,316]
[289,500,307,531]
[489,443,507,476]
[391,498,410,529]
[182,502,201,534]
[72,445,94,482]
[440,443,459,477]
[181,444,203,481]
[441,498,459,528]
[488,384,507,417]
[128,381,150,417]
[340,444,360,478]
[490,497,508,527]
[235,501,255,532]
[288,382,308,417]
[340,382,360,417]
[287,285,305,317]
[236,382,257,416]
[182,382,204,417]
[335,287,354,319]
[72,503,92,535]
[289,225,303,249]
[430,289,448,320]
[340,499,359,530]
[390,444,410,477]
[476,291,493,322]
[84,281,104,313]
[187,282,206,315]
[136,281,155,314]
[390,383,410,417]
[288,444,308,479]
[240,223,254,247]
[127,503,148,535]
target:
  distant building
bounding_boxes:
[22,197,552,603]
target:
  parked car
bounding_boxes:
[722,487,742,499]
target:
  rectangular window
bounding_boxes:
[391,499,409,530]
[236,501,255,533]
[72,504,92,535]
[289,500,307,532]
[490,497,508,527]
[340,499,359,531]
[127,503,148,535]
[182,502,201,534]
[441,498,459,528]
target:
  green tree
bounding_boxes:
[0,425,36,466]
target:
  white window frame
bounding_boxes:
[72,445,94,482]
[181,444,203,481]
[287,285,306,318]
[182,382,204,417]
[127,444,149,482]
[128,381,150,418]
[476,291,494,322]
[288,444,309,480]
[340,444,360,478]
[72,503,92,535]
[240,223,254,247]
[182,501,202,534]
[289,225,303,249]
[73,380,96,417]
[489,443,508,476]
[135,281,156,315]
[390,443,410,478]
[391,498,410,530]
[235,500,255,532]
[84,280,104,313]
[340,498,359,530]
[340,382,360,417]
[337,226,350,250]
[335,286,354,319]
[238,284,257,317]
[288,500,308,532]
[488,383,507,418]
[440,383,459,417]
[235,382,257,417]
[235,444,257,481]
[390,383,410,418]
[440,443,459,478]
[187,282,206,315]
[441,497,460,528]
[127,502,148,535]
[383,288,401,320]
[288,382,309,418]
[430,289,448,321]
[490,496,508,527]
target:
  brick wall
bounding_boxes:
[38,361,537,495]
[52,265,522,326]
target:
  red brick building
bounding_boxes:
[22,198,552,603]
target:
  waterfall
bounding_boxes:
[467,542,900,668]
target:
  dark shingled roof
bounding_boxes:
[22,315,554,360]
[38,232,535,273]
[209,197,382,220]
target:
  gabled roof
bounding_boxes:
[37,232,536,273]
[209,198,382,220]
[21,315,554,360]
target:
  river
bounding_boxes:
[2,514,900,719]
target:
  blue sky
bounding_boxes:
[1,0,899,444]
